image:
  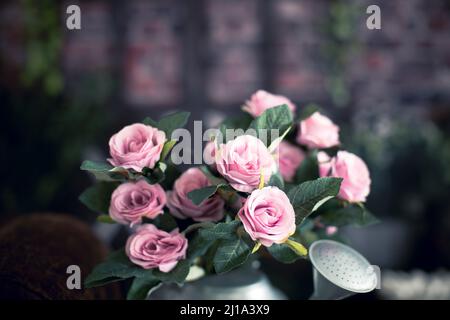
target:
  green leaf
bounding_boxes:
[79,182,118,214]
[287,177,342,225]
[80,160,113,172]
[142,117,158,127]
[127,277,160,300]
[297,103,320,121]
[96,214,116,224]
[142,163,166,184]
[320,204,379,227]
[268,171,284,189]
[219,113,253,141]
[150,213,178,232]
[249,105,293,146]
[159,161,181,190]
[84,250,150,288]
[152,259,190,285]
[268,243,302,264]
[187,232,215,260]
[158,111,190,137]
[198,220,241,241]
[187,184,226,206]
[199,166,227,185]
[160,140,178,160]
[142,112,190,138]
[294,151,319,183]
[213,236,251,274]
[80,160,128,181]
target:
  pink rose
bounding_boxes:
[238,187,296,247]
[126,224,187,272]
[243,90,296,118]
[277,141,305,182]
[167,168,225,222]
[317,151,332,177]
[320,151,371,203]
[297,112,340,149]
[216,135,276,193]
[108,123,166,171]
[109,180,166,226]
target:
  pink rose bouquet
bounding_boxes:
[81,93,377,299]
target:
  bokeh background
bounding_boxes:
[1,0,450,299]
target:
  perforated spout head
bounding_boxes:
[309,240,378,300]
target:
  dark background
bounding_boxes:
[1,0,450,299]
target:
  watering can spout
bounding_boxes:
[308,240,378,300]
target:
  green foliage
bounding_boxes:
[149,213,178,232]
[249,105,293,146]
[85,249,190,289]
[84,250,151,288]
[219,113,253,140]
[297,104,320,121]
[287,178,342,225]
[187,184,232,205]
[127,277,160,300]
[79,182,118,214]
[80,161,128,182]
[143,112,190,138]
[213,235,251,274]
[152,259,191,285]
[294,151,319,183]
[198,220,241,241]
[267,243,301,264]
[268,171,285,189]
[142,162,167,185]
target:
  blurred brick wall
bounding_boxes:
[1,0,449,119]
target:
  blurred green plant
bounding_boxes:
[321,0,361,107]
[22,0,63,95]
[1,1,113,217]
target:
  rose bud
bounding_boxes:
[238,186,296,247]
[277,141,305,182]
[215,135,277,193]
[167,168,225,222]
[109,180,166,226]
[243,90,296,118]
[324,151,371,203]
[126,224,188,273]
[108,123,166,171]
[297,112,340,149]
